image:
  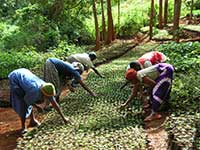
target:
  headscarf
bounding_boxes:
[72,62,85,74]
[88,52,97,61]
[41,83,56,97]
[125,68,137,81]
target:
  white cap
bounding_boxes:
[72,62,84,73]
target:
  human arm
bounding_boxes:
[120,81,129,90]
[142,76,156,88]
[119,82,139,110]
[65,80,75,92]
[49,97,71,124]
[92,67,104,78]
[78,79,96,97]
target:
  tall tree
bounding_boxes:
[149,0,154,40]
[173,0,182,42]
[189,0,194,23]
[106,0,115,44]
[49,0,64,21]
[158,0,163,29]
[118,0,120,33]
[163,0,168,26]
[100,0,107,41]
[92,0,100,50]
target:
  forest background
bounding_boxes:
[0,0,199,77]
[0,0,200,149]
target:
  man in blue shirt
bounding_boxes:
[8,68,70,134]
[43,58,96,109]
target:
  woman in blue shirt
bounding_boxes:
[8,68,70,134]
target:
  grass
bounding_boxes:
[16,43,158,149]
[181,24,200,32]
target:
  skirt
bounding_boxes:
[151,63,174,112]
[44,60,63,98]
[9,74,32,119]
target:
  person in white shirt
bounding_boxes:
[67,52,104,78]
[119,63,174,122]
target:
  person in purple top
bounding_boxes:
[120,63,174,122]
[8,68,70,134]
[43,58,96,109]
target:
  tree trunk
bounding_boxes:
[92,0,101,50]
[173,0,182,42]
[106,0,115,44]
[158,0,163,29]
[189,0,194,23]
[118,0,120,35]
[100,0,107,41]
[149,0,154,40]
[49,0,64,21]
[163,0,168,26]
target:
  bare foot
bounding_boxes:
[29,119,41,127]
[144,113,162,122]
[143,103,150,109]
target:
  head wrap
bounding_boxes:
[88,52,97,61]
[72,62,84,74]
[41,83,56,97]
[125,68,137,81]
[129,61,142,71]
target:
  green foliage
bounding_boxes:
[166,115,198,149]
[0,49,46,78]
[16,52,147,150]
[184,0,200,9]
[0,22,20,50]
[0,0,29,19]
[113,0,150,37]
[59,15,93,45]
[157,42,200,72]
[158,42,200,148]
[171,71,200,114]
[51,41,85,60]
[0,42,85,78]
[0,0,198,52]
[13,4,61,51]
[152,29,173,40]
[182,24,200,32]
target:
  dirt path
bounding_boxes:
[0,108,46,150]
[145,113,169,150]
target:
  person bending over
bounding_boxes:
[67,52,104,78]
[43,58,96,109]
[120,63,174,122]
[8,68,70,134]
[127,51,168,71]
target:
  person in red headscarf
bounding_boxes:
[127,51,168,71]
[120,63,174,122]
[121,51,168,103]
